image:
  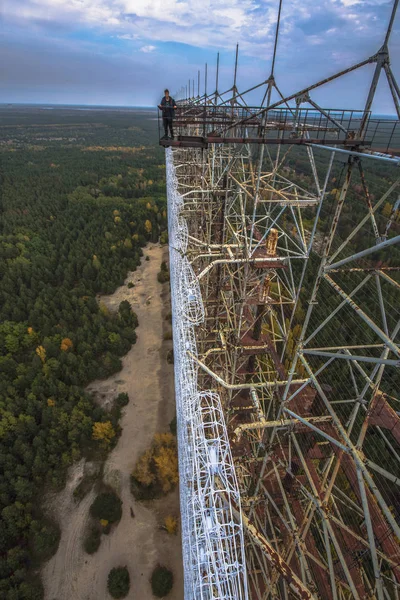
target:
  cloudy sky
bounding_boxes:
[0,0,399,112]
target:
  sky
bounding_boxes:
[0,0,399,112]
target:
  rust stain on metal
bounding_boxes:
[239,511,317,600]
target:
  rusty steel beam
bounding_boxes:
[231,506,318,600]
[206,137,367,146]
[234,415,332,440]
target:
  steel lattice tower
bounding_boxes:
[164,1,400,598]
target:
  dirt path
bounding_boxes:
[42,243,183,600]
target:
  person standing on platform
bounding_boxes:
[158,89,177,140]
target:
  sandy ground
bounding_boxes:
[42,243,183,600]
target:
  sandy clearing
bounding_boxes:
[42,243,183,600]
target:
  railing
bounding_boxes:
[158,105,400,153]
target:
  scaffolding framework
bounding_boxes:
[167,153,248,599]
[165,1,400,598]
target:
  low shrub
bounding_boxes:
[116,392,129,408]
[163,515,178,535]
[107,566,130,599]
[151,565,173,597]
[157,271,169,284]
[130,475,163,501]
[157,261,170,284]
[83,527,101,554]
[90,492,122,524]
[169,415,177,436]
[103,522,111,535]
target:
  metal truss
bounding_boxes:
[167,150,248,600]
[165,1,400,598]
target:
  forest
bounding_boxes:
[0,106,166,599]
[0,105,399,599]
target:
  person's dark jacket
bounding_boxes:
[159,96,176,119]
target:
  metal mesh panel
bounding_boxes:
[166,148,248,600]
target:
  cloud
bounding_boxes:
[1,0,399,112]
[117,33,140,40]
[2,0,396,61]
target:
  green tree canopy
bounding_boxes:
[107,566,130,599]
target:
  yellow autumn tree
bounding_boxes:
[99,302,109,317]
[114,216,121,224]
[92,421,116,447]
[153,432,175,447]
[47,398,56,407]
[154,446,178,493]
[286,332,294,359]
[153,433,179,493]
[27,327,34,335]
[144,219,152,234]
[92,255,101,270]
[164,515,178,535]
[133,449,156,487]
[36,346,46,363]
[292,324,302,341]
[382,202,392,219]
[296,358,307,378]
[133,432,178,494]
[60,338,73,352]
[146,202,152,210]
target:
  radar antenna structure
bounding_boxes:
[164,1,400,598]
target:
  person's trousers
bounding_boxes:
[163,117,174,137]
